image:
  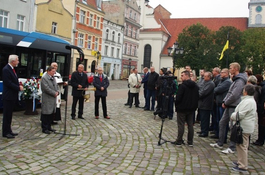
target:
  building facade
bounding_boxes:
[101,19,124,79]
[0,0,35,32]
[248,0,265,27]
[103,0,141,79]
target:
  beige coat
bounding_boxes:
[129,73,142,93]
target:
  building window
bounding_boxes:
[117,48,120,58]
[89,14,93,26]
[134,46,137,56]
[130,10,132,18]
[80,10,85,24]
[78,33,84,47]
[128,26,131,37]
[96,17,100,28]
[51,22,57,34]
[134,13,136,20]
[256,14,262,24]
[112,31,115,41]
[118,33,121,43]
[0,10,9,28]
[17,15,25,31]
[106,29,109,40]
[82,0,87,4]
[131,27,133,37]
[124,43,127,54]
[125,25,128,36]
[135,29,138,39]
[104,45,108,56]
[111,47,114,57]
[87,36,92,49]
[95,37,98,50]
[129,45,132,55]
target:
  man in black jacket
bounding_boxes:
[70,64,88,120]
[173,71,199,146]
[145,67,159,111]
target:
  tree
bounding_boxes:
[214,26,245,70]
[177,23,216,73]
[241,28,265,74]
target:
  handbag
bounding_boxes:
[230,112,243,144]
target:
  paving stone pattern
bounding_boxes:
[0,80,265,174]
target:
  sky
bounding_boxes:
[148,0,250,18]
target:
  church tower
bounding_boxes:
[249,0,265,27]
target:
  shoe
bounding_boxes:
[221,148,234,154]
[48,129,56,132]
[135,106,141,108]
[78,117,85,119]
[3,134,15,139]
[252,141,264,146]
[232,162,239,166]
[129,106,132,108]
[232,166,247,172]
[51,121,58,125]
[196,131,202,134]
[72,118,75,120]
[144,108,150,111]
[171,140,185,146]
[210,135,219,139]
[124,103,129,106]
[210,143,223,149]
[198,133,208,137]
[42,130,50,134]
[95,116,99,119]
[10,132,18,136]
[104,116,110,119]
[188,144,193,147]
[169,118,173,120]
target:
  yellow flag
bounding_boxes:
[219,40,229,60]
[91,50,96,56]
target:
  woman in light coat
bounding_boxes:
[230,84,257,172]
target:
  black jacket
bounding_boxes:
[93,74,109,97]
[147,71,159,91]
[214,77,232,106]
[198,80,215,110]
[71,71,89,97]
[175,79,199,112]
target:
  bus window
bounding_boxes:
[55,54,66,77]
[30,52,44,78]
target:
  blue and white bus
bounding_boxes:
[0,27,84,109]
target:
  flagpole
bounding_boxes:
[226,32,229,68]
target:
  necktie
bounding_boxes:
[100,75,102,82]
[13,68,17,76]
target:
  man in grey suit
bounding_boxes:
[41,66,59,134]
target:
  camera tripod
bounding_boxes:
[156,76,176,146]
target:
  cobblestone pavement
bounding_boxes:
[0,80,265,174]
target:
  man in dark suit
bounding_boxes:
[93,67,110,119]
[141,67,149,109]
[2,54,23,139]
[41,66,59,134]
[71,64,88,120]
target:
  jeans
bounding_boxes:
[215,105,224,137]
[218,107,236,150]
[146,89,156,110]
[200,109,211,135]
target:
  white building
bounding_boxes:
[101,19,124,79]
[248,0,265,27]
[0,0,35,32]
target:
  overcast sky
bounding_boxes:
[148,0,250,18]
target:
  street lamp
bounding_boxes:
[128,58,132,77]
[96,51,101,66]
[167,42,184,75]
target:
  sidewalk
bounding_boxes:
[0,80,264,174]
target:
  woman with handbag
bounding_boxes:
[230,84,257,172]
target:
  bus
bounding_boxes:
[0,27,84,109]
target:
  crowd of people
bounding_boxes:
[2,53,264,173]
[125,63,265,173]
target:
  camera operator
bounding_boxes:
[160,71,176,120]
[128,68,142,108]
[173,70,199,146]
